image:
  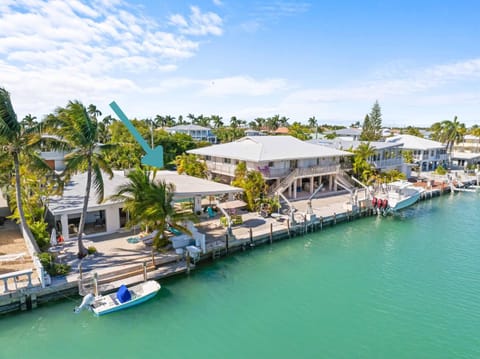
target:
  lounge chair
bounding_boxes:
[0,252,26,264]
[207,206,215,218]
[138,230,159,245]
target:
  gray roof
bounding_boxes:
[166,124,211,131]
[325,128,362,136]
[309,139,401,151]
[451,152,480,160]
[47,170,242,215]
[188,136,352,162]
[386,134,445,150]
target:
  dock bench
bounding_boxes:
[0,269,33,291]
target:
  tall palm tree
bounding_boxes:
[0,87,48,251]
[47,100,115,257]
[20,114,37,130]
[308,116,318,139]
[111,169,191,249]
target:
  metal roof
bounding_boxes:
[386,134,446,150]
[47,170,242,215]
[188,136,352,162]
[308,139,401,151]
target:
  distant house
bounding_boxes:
[274,127,289,135]
[244,129,266,137]
[325,128,361,141]
[386,134,447,171]
[165,124,217,143]
[46,171,242,242]
[188,136,353,199]
[451,134,480,168]
[310,139,404,173]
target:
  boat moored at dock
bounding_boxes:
[372,181,423,214]
[74,280,161,316]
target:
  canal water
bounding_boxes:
[2,193,480,359]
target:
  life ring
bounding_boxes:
[372,197,377,207]
[383,199,388,209]
[57,235,64,244]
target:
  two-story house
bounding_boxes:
[165,124,217,143]
[309,139,404,173]
[451,134,480,168]
[386,134,447,171]
[188,136,353,200]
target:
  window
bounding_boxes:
[223,158,231,164]
[268,162,274,167]
[206,156,211,161]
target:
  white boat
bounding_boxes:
[372,181,422,214]
[75,280,161,316]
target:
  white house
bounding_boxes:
[386,134,447,171]
[46,171,242,242]
[188,136,353,199]
[310,139,404,173]
[165,124,217,143]
[325,128,362,141]
[451,134,480,168]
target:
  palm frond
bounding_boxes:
[92,163,105,203]
[0,87,20,139]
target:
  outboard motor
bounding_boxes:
[74,293,95,314]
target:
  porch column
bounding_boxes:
[293,179,297,199]
[329,174,333,191]
[333,174,337,191]
[61,214,69,242]
[276,178,280,187]
[194,195,202,213]
[310,177,314,194]
[288,183,292,197]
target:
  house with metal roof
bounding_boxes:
[451,135,480,168]
[325,128,362,141]
[386,134,447,171]
[46,171,242,242]
[188,136,353,199]
[165,124,217,143]
[309,138,404,173]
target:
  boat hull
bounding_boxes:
[390,191,421,212]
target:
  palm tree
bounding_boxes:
[308,116,318,139]
[431,116,466,160]
[352,142,376,183]
[87,104,102,120]
[0,87,49,251]
[111,169,191,249]
[20,114,37,130]
[211,115,224,129]
[47,100,115,257]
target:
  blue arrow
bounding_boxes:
[109,101,164,168]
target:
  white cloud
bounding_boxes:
[169,6,223,36]
[199,76,288,96]
[213,0,223,5]
[0,0,224,117]
[285,58,480,105]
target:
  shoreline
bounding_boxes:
[0,180,453,316]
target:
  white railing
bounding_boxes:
[372,158,403,169]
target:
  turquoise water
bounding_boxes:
[2,194,480,359]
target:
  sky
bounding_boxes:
[1,0,480,127]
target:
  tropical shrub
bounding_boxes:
[38,253,71,276]
[435,165,447,175]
